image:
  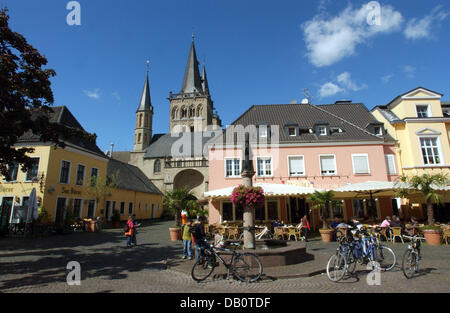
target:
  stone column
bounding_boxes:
[241,133,256,249]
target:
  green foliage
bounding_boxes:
[37,207,52,224]
[309,190,335,229]
[162,187,197,226]
[420,225,442,232]
[396,173,449,226]
[0,9,95,180]
[64,208,76,226]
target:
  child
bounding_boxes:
[214,230,225,248]
[181,220,193,260]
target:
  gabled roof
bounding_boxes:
[107,158,162,194]
[18,106,106,158]
[217,102,393,144]
[386,86,443,108]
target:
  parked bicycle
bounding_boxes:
[358,228,396,271]
[191,240,263,283]
[402,235,425,279]
[326,229,357,282]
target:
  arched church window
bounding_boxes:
[181,107,187,118]
[154,159,161,173]
[197,105,202,117]
[189,106,195,117]
[138,133,142,143]
[139,114,143,127]
[172,107,178,119]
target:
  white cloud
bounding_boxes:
[337,72,367,91]
[381,74,394,83]
[319,72,367,99]
[403,65,416,78]
[83,88,101,99]
[302,2,403,67]
[319,82,344,98]
[404,6,449,40]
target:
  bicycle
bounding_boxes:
[358,228,396,271]
[402,235,425,279]
[326,229,357,282]
[191,240,263,283]
[238,226,274,241]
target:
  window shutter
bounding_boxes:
[353,155,369,174]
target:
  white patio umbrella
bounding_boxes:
[27,188,38,222]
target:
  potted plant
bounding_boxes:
[420,225,443,246]
[111,209,121,228]
[309,190,335,242]
[163,187,197,241]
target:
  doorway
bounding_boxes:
[55,197,67,228]
[0,197,14,234]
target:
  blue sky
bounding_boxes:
[2,0,450,152]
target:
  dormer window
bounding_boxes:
[374,126,383,136]
[416,105,430,118]
[288,127,296,136]
[258,124,269,138]
[318,126,327,136]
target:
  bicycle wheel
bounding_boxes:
[346,251,357,274]
[374,245,396,271]
[326,252,347,282]
[191,254,215,282]
[402,250,418,279]
[232,253,263,283]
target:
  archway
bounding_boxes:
[173,169,204,193]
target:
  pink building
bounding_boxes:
[205,101,399,230]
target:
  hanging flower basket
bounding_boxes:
[231,185,265,209]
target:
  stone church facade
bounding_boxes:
[113,38,222,199]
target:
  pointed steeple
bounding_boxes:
[180,37,203,94]
[137,68,152,112]
[201,64,210,95]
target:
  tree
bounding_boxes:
[162,187,197,227]
[0,8,94,180]
[396,173,449,226]
[309,190,335,229]
[86,171,119,218]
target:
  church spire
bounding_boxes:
[201,64,210,95]
[180,38,203,94]
[137,61,152,112]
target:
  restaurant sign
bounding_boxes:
[62,187,82,196]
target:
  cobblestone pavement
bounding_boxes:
[1,220,449,293]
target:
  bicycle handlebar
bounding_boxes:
[403,235,426,241]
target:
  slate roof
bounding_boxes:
[17,106,106,158]
[137,74,153,112]
[213,102,393,145]
[107,158,162,194]
[144,132,221,159]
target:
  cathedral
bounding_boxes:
[112,37,222,199]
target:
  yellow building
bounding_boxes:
[372,87,450,220]
[0,106,162,230]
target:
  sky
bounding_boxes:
[2,0,450,153]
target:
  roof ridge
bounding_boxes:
[310,103,382,139]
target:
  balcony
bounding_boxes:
[164,159,208,169]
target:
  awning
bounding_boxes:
[332,181,399,199]
[204,183,321,199]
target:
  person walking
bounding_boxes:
[300,215,310,242]
[181,220,193,260]
[124,216,136,248]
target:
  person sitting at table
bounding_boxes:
[405,216,419,236]
[272,219,283,229]
[331,216,340,229]
[390,215,403,230]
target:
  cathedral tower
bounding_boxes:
[169,36,221,133]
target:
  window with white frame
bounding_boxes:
[420,137,441,165]
[59,160,71,184]
[5,162,19,182]
[259,126,268,138]
[318,126,327,136]
[385,155,397,174]
[225,158,241,177]
[288,127,296,136]
[352,154,370,175]
[288,156,305,176]
[76,164,86,186]
[416,105,430,118]
[25,158,40,182]
[257,157,272,177]
[374,126,383,136]
[320,155,336,176]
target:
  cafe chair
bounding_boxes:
[287,227,300,241]
[391,227,404,244]
[274,227,286,240]
[227,227,239,240]
[443,226,450,245]
[377,227,390,242]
